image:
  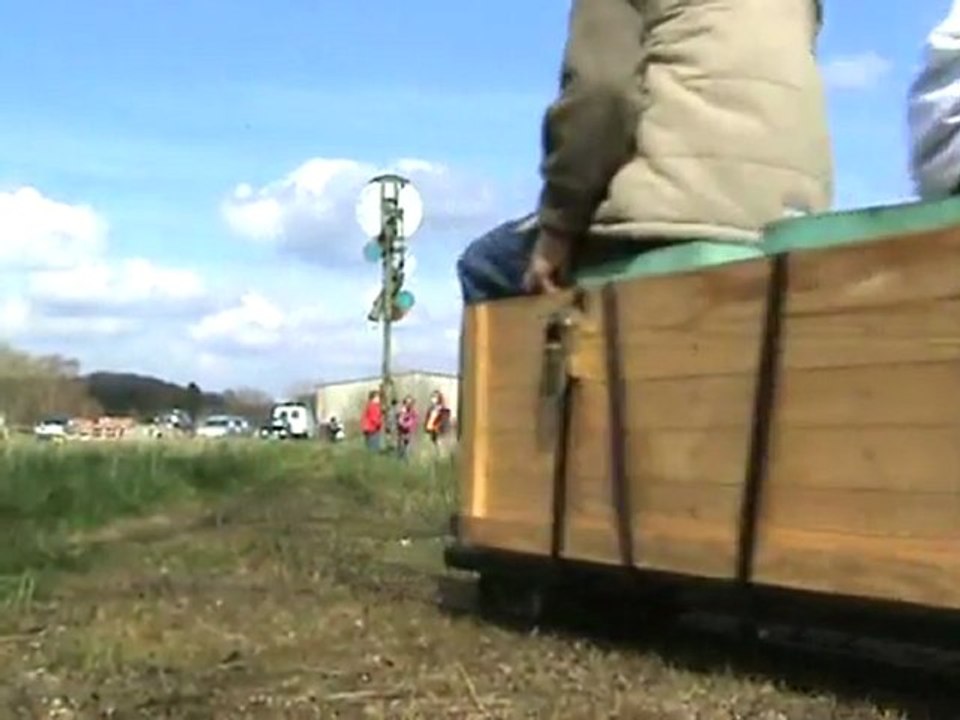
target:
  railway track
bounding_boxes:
[70,499,960,706]
[129,504,960,697]
[363,545,960,708]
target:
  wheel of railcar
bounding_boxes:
[477,571,546,627]
[641,588,683,625]
[737,617,763,646]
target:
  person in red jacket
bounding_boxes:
[360,390,383,451]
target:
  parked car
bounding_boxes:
[258,417,290,440]
[152,408,194,436]
[196,415,249,439]
[34,416,71,442]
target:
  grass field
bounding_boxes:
[0,439,955,718]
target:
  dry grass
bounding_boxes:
[0,441,955,719]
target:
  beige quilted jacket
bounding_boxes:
[536,0,833,245]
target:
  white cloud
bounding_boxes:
[213,155,521,384]
[822,52,893,90]
[0,296,30,335]
[0,185,214,354]
[221,156,502,266]
[187,290,357,353]
[186,286,460,380]
[28,258,206,310]
[1,171,482,393]
[0,187,107,269]
[188,292,293,350]
[39,316,137,337]
[0,294,136,339]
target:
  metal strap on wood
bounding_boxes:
[737,254,789,585]
[540,307,577,560]
[601,283,634,569]
[540,285,633,567]
[549,378,575,560]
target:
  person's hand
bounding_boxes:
[523,228,573,295]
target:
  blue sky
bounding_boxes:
[0,0,948,395]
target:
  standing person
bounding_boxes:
[909,0,960,199]
[456,0,831,304]
[423,390,451,452]
[359,390,383,452]
[396,396,418,460]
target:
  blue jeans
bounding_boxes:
[397,435,412,460]
[456,215,656,305]
[456,216,538,305]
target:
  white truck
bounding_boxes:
[266,402,316,440]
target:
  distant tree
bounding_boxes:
[85,372,211,419]
[285,379,322,420]
[222,387,274,421]
[285,380,316,403]
[0,346,266,426]
[0,344,100,425]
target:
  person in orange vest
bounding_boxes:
[423,390,451,448]
[360,390,383,451]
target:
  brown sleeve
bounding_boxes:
[537,0,644,238]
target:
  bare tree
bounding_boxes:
[222,386,274,420]
[0,343,101,426]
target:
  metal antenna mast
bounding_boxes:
[356,173,422,437]
[378,175,403,406]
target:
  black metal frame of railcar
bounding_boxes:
[444,521,960,652]
[445,256,960,651]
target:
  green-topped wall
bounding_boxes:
[573,197,960,285]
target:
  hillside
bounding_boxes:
[84,372,274,421]
[84,372,215,419]
[0,343,276,424]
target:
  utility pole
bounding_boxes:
[378,177,401,408]
[356,173,423,445]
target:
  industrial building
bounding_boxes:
[314,370,459,426]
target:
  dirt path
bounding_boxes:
[0,483,952,719]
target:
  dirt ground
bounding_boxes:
[1,477,957,720]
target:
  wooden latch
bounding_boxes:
[537,290,605,449]
[539,310,575,401]
[538,292,607,395]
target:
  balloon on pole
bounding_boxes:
[362,240,382,263]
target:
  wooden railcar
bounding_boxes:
[444,198,960,634]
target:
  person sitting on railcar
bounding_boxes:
[909,0,960,199]
[457,0,833,304]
